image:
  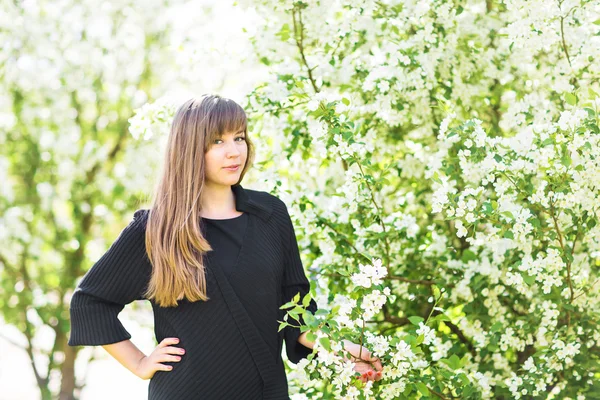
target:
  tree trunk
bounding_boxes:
[59,333,77,400]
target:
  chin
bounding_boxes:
[223,177,240,185]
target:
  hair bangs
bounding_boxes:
[205,97,247,145]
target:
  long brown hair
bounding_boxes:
[143,94,255,307]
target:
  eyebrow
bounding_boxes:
[217,131,244,139]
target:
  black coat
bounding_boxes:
[68,184,318,399]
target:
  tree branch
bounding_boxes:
[292,5,320,93]
[432,310,477,357]
[317,217,372,263]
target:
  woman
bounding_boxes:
[68,94,383,399]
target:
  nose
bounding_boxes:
[225,140,241,156]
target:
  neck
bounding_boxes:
[200,183,238,216]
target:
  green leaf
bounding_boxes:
[276,23,291,41]
[304,312,317,327]
[432,285,441,299]
[533,349,547,357]
[403,334,417,345]
[565,93,577,106]
[450,354,461,369]
[280,300,296,309]
[462,385,475,397]
[416,382,429,396]
[522,273,536,286]
[408,316,425,326]
[315,309,330,316]
[461,249,477,262]
[458,372,470,385]
[319,336,331,351]
[584,107,596,119]
[306,332,317,343]
[482,201,493,215]
[416,334,424,345]
[541,137,554,146]
[302,292,312,307]
[441,354,461,370]
[490,322,503,332]
[440,369,453,379]
[342,97,350,106]
[292,305,305,314]
[460,354,469,368]
[288,310,299,321]
[432,313,451,323]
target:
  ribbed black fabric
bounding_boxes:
[68,184,318,400]
[200,213,248,279]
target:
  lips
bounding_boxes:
[224,164,240,170]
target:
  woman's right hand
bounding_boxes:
[135,337,185,380]
[341,340,384,383]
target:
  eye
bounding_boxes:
[213,136,245,145]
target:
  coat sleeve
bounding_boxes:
[68,209,151,346]
[280,204,319,364]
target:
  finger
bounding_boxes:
[159,338,180,348]
[371,358,383,371]
[164,346,186,355]
[353,365,368,374]
[360,371,376,383]
[157,363,174,371]
[161,354,182,363]
[353,363,373,374]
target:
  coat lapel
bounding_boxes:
[232,184,273,222]
[207,244,280,396]
[206,184,282,397]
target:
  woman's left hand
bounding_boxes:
[341,340,384,383]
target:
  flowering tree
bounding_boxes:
[79,0,599,398]
[0,1,259,398]
[228,0,599,399]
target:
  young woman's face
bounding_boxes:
[204,129,247,187]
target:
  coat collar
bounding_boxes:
[232,184,273,222]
